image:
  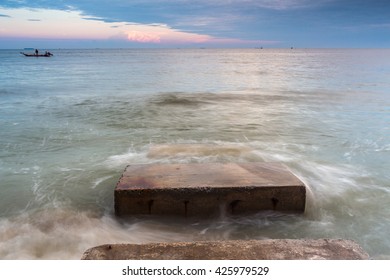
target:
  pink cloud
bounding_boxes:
[126,31,161,43]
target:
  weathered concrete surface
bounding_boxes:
[115,162,306,216]
[81,239,369,260]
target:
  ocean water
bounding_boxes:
[0,48,389,259]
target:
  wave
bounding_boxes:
[0,209,194,259]
[149,92,211,107]
[1,140,389,259]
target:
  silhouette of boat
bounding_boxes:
[20,52,53,57]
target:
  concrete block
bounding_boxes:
[115,162,306,217]
[81,239,369,260]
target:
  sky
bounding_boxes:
[1,0,390,48]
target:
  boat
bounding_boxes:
[20,52,53,57]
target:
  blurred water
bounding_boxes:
[0,49,389,259]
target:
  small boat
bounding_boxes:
[20,52,53,57]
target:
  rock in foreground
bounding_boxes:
[82,239,369,260]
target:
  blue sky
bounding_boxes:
[1,0,390,48]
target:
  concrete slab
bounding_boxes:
[81,239,369,260]
[115,162,306,216]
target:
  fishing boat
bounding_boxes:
[20,52,53,57]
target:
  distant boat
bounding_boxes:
[20,52,53,57]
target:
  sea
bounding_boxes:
[0,48,389,259]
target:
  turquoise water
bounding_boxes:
[0,49,389,259]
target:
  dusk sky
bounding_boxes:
[1,0,390,48]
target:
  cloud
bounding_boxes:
[98,0,332,10]
[0,7,124,39]
[0,0,340,46]
[0,6,264,46]
[126,30,161,43]
[369,23,390,29]
[4,0,387,47]
[122,23,212,44]
[81,16,105,21]
[236,0,333,10]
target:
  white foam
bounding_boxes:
[91,175,113,189]
[0,209,198,259]
[147,143,253,159]
[103,148,148,168]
